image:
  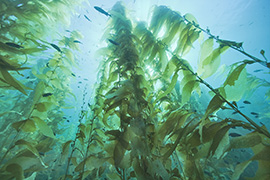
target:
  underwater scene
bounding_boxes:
[0,0,270,179]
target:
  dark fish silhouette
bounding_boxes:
[229,133,242,137]
[73,40,82,44]
[94,6,111,17]
[5,42,24,49]
[42,93,53,97]
[243,100,251,104]
[253,69,263,73]
[108,39,120,45]
[250,112,259,116]
[84,15,92,22]
[50,43,62,53]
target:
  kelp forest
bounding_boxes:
[0,1,270,180]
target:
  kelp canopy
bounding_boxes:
[0,1,270,180]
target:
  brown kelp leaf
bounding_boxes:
[12,119,36,132]
[207,125,230,158]
[229,132,262,149]
[6,163,24,180]
[204,94,224,118]
[35,102,52,112]
[32,116,55,138]
[158,109,191,140]
[0,68,28,95]
[75,155,108,172]
[155,70,179,103]
[14,139,47,167]
[232,160,252,180]
[60,140,73,163]
[147,159,169,180]
[114,142,126,167]
[224,64,246,86]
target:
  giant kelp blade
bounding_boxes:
[32,116,55,138]
[12,119,37,133]
[0,68,28,95]
[5,163,24,180]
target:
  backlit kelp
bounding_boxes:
[0,1,270,180]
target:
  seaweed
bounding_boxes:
[0,1,270,180]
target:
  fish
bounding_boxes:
[250,112,259,116]
[83,78,88,81]
[253,69,263,72]
[260,122,265,126]
[108,39,120,45]
[243,100,251,104]
[73,40,82,44]
[229,133,242,137]
[5,42,24,48]
[50,43,62,53]
[71,73,76,77]
[78,81,82,84]
[84,15,92,22]
[239,106,245,108]
[232,111,238,115]
[39,152,45,156]
[42,93,53,97]
[94,6,111,17]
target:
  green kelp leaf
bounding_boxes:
[150,5,171,36]
[15,139,40,158]
[12,119,36,132]
[232,160,252,180]
[15,139,46,167]
[181,29,201,56]
[0,68,28,95]
[24,172,37,180]
[162,57,177,80]
[32,116,55,138]
[50,78,63,90]
[199,45,229,79]
[162,20,184,45]
[184,13,198,25]
[204,94,225,118]
[75,155,109,172]
[35,102,52,112]
[147,159,170,180]
[6,163,24,180]
[158,109,190,140]
[106,173,122,180]
[198,38,214,75]
[223,67,247,101]
[114,142,126,167]
[155,70,179,103]
[32,81,45,106]
[229,132,262,149]
[224,64,246,86]
[60,140,72,162]
[207,125,230,158]
[158,45,168,72]
[133,158,153,180]
[181,80,199,104]
[174,23,192,55]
